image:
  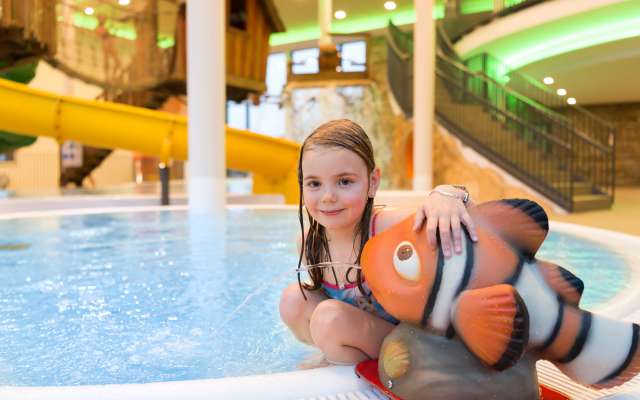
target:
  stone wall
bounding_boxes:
[561,103,640,186]
[433,124,556,212]
[282,36,412,190]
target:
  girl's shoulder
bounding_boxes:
[370,205,415,236]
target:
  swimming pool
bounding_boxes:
[0,207,635,391]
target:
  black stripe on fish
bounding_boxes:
[445,229,474,338]
[502,199,549,259]
[421,246,444,328]
[535,297,564,353]
[598,323,639,384]
[454,227,474,297]
[502,199,549,231]
[559,265,584,296]
[445,325,456,339]
[492,290,530,371]
[559,311,592,364]
[505,256,525,286]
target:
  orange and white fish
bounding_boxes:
[361,199,639,389]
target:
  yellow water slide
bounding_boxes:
[0,78,300,203]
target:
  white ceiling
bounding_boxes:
[519,35,640,106]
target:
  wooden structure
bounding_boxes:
[0,0,56,70]
[171,0,284,102]
[287,33,370,85]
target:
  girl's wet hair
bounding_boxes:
[296,119,375,300]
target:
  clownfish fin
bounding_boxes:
[537,261,584,306]
[471,199,549,259]
[452,284,529,371]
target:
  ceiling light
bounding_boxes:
[118,0,131,5]
[84,7,95,15]
[567,97,576,105]
[556,88,567,96]
[543,76,554,85]
[384,1,397,10]
[334,10,347,19]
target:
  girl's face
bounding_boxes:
[301,146,379,232]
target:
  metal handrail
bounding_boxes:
[477,52,616,130]
[434,69,574,209]
[386,17,615,210]
[435,66,570,150]
[437,55,612,154]
[436,50,572,128]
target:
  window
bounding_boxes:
[229,0,247,31]
[266,52,286,96]
[290,41,367,75]
[225,53,287,137]
[226,100,249,130]
[291,48,319,75]
[338,40,367,72]
[0,151,14,162]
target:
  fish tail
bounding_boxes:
[548,307,639,389]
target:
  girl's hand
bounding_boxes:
[412,186,478,258]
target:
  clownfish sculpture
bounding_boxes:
[361,199,639,389]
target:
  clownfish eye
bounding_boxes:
[393,241,421,281]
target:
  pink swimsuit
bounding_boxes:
[320,211,399,325]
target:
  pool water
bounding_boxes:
[0,209,631,386]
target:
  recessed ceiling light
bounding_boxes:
[543,76,554,85]
[567,97,576,105]
[556,88,567,96]
[118,0,131,5]
[84,7,95,15]
[384,1,397,10]
[334,10,347,19]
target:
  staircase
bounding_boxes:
[60,147,113,187]
[58,86,181,187]
[386,21,615,212]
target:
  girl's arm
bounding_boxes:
[375,185,478,258]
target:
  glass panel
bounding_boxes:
[249,101,285,137]
[0,151,14,162]
[339,41,367,72]
[265,52,287,96]
[227,100,248,130]
[291,48,319,74]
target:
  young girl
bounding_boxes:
[279,119,478,365]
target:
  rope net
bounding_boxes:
[1,0,184,94]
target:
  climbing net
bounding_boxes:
[0,0,184,92]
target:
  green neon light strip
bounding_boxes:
[502,17,640,69]
[269,7,423,47]
[73,13,136,40]
[461,1,640,70]
[71,12,173,48]
[268,0,522,47]
[460,0,494,15]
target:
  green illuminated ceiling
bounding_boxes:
[270,0,640,75]
[268,0,530,47]
[459,0,640,69]
[69,12,175,48]
[268,5,423,47]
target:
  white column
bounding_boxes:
[413,0,435,191]
[318,0,333,50]
[187,0,226,213]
